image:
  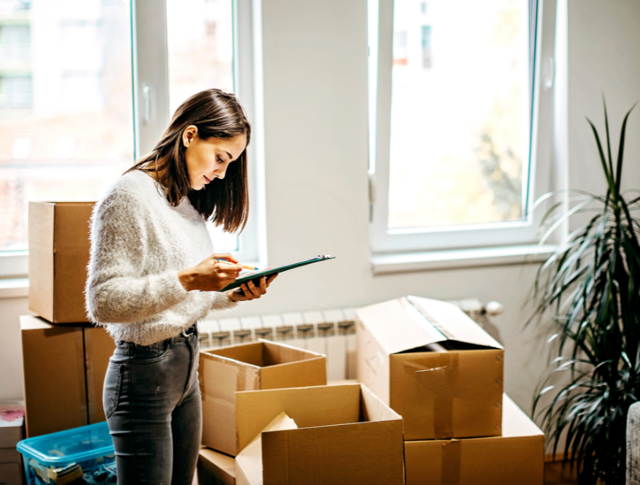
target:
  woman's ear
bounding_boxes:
[183,125,198,147]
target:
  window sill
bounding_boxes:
[0,278,29,299]
[371,245,557,275]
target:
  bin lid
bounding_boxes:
[17,421,113,467]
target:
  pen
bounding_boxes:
[214,259,259,271]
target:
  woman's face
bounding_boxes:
[182,125,247,190]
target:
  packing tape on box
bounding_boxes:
[441,439,461,484]
[405,352,459,439]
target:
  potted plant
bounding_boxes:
[530,101,639,484]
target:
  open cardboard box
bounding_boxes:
[28,201,95,324]
[356,295,504,440]
[405,394,544,485]
[234,383,405,485]
[199,340,327,455]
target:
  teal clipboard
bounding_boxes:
[219,254,336,292]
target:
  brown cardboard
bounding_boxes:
[236,412,297,485]
[20,316,115,437]
[29,201,95,323]
[0,462,22,485]
[200,340,327,455]
[405,395,544,485]
[357,296,504,440]
[0,448,20,464]
[235,383,405,485]
[21,315,88,437]
[84,325,116,423]
[198,448,237,485]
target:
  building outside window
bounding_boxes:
[0,0,241,266]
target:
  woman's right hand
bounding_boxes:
[177,253,242,292]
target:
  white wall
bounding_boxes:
[2,0,640,423]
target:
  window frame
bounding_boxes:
[127,0,261,262]
[368,0,558,255]
[0,0,261,279]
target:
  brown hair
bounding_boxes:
[128,88,251,233]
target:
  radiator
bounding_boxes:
[198,299,503,381]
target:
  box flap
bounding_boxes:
[356,297,502,355]
[407,296,503,349]
[260,357,326,390]
[359,384,402,423]
[235,384,361,453]
[261,420,405,485]
[199,448,236,485]
[261,340,324,366]
[208,342,264,368]
[236,412,297,485]
[200,352,261,455]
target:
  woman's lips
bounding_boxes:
[204,175,212,184]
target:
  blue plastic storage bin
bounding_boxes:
[16,421,115,484]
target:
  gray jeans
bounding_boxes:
[103,325,201,485]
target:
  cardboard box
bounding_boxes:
[405,395,544,485]
[29,201,95,323]
[356,295,504,440]
[200,340,327,455]
[198,448,236,485]
[21,316,88,437]
[0,462,22,485]
[20,316,114,437]
[84,325,116,424]
[236,412,297,485]
[234,383,405,485]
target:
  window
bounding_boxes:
[0,0,134,276]
[133,0,260,261]
[369,0,556,254]
[0,0,260,277]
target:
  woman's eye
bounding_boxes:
[217,156,224,164]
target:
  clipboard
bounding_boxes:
[220,254,336,292]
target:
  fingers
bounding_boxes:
[211,252,239,264]
[266,273,278,286]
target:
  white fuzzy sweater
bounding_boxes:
[85,170,238,345]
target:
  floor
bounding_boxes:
[545,461,579,484]
[193,460,580,484]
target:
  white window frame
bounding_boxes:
[0,0,263,279]
[369,0,558,255]
[132,0,263,264]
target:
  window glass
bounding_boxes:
[387,0,530,230]
[166,0,238,252]
[0,0,133,251]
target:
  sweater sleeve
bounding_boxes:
[85,187,190,324]
[210,291,242,312]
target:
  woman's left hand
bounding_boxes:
[227,274,278,302]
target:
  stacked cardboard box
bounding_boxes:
[197,340,406,484]
[0,402,25,485]
[356,295,545,485]
[22,202,115,438]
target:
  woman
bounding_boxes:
[86,89,275,484]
